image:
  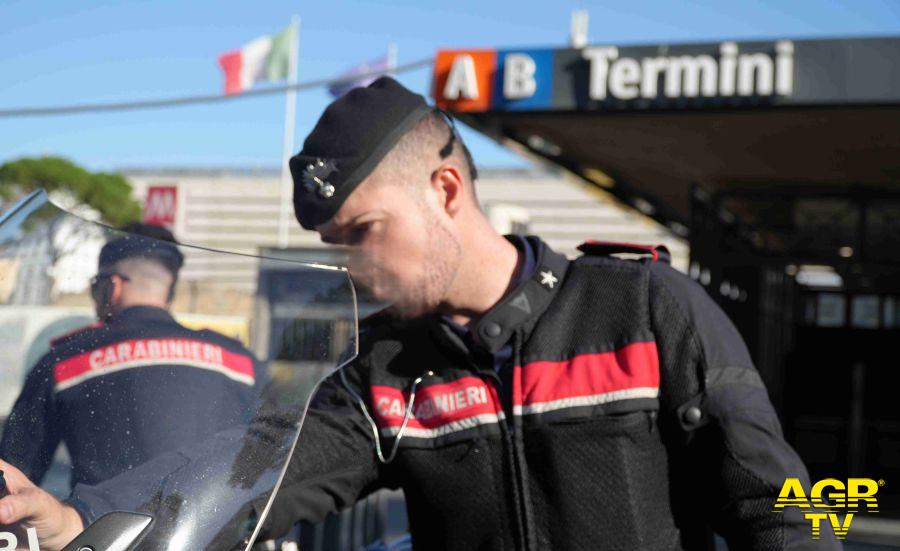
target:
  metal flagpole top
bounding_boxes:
[570,10,589,49]
[387,42,398,74]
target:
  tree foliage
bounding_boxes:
[0,156,141,226]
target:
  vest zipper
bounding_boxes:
[509,331,535,551]
[480,331,534,551]
[481,372,530,551]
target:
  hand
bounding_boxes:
[0,460,84,551]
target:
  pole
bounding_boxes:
[570,10,589,49]
[387,42,398,74]
[278,15,300,249]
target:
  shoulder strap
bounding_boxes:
[576,240,671,264]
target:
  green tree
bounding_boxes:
[0,157,143,305]
[0,156,141,225]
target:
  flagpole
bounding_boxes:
[387,42,398,74]
[278,15,300,249]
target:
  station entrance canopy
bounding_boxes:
[431,37,900,266]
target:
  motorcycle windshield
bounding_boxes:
[0,191,358,550]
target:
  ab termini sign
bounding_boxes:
[433,37,900,112]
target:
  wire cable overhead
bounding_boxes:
[0,58,433,118]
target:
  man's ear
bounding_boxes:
[110,274,126,305]
[431,163,467,217]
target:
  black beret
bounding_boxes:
[99,223,184,276]
[291,76,432,230]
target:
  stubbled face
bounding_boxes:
[317,170,462,319]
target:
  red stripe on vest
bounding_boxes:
[54,338,254,388]
[371,376,501,429]
[513,341,660,410]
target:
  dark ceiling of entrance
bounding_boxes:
[461,106,900,228]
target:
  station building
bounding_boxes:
[432,35,900,520]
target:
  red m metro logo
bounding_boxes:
[144,186,178,228]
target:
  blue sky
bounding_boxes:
[0,0,898,172]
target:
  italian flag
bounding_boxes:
[218,25,296,95]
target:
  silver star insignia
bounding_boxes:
[540,270,558,289]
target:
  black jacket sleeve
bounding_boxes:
[254,360,384,540]
[648,262,841,550]
[0,355,61,484]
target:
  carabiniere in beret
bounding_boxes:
[290,76,432,230]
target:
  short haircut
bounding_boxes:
[99,223,183,277]
[378,109,479,196]
[116,256,176,301]
[100,222,183,302]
